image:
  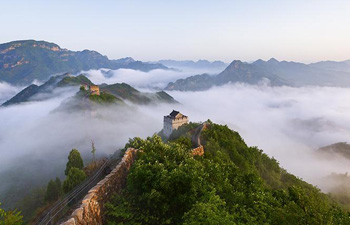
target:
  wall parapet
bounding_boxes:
[61,148,138,225]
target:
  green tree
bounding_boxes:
[116,135,210,224]
[16,187,45,223]
[170,136,192,150]
[63,168,86,193]
[0,202,23,225]
[91,140,96,168]
[183,191,236,225]
[44,177,63,203]
[105,194,138,225]
[65,149,84,175]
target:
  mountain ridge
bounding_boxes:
[2,73,177,106]
[165,58,350,91]
[156,59,227,70]
[0,40,169,85]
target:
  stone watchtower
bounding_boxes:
[163,110,189,138]
[89,85,100,95]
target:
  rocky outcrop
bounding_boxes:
[61,148,138,225]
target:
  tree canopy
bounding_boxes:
[65,149,84,175]
[0,202,23,225]
[44,177,62,203]
[63,167,86,193]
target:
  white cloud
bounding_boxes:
[0,82,23,105]
[80,68,212,89]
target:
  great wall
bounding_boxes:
[58,118,206,225]
[61,148,138,225]
[60,146,204,224]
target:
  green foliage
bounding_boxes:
[88,92,121,104]
[44,178,62,203]
[65,149,84,175]
[15,187,45,223]
[63,149,86,193]
[100,83,145,104]
[106,123,350,224]
[105,194,140,225]
[62,168,86,193]
[182,191,236,225]
[168,122,200,141]
[169,136,192,150]
[0,202,23,225]
[91,140,97,168]
[57,75,93,87]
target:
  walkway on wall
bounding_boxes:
[36,155,118,225]
[191,122,208,147]
[190,122,208,156]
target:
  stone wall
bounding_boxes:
[61,148,138,225]
[171,117,189,131]
[191,145,204,156]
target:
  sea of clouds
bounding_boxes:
[80,67,219,89]
[1,67,350,204]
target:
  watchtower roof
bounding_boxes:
[169,110,180,118]
[166,110,187,119]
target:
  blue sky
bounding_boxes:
[1,0,350,62]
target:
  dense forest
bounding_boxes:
[105,121,350,224]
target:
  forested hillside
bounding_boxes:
[105,122,350,224]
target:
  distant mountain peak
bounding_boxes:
[197,59,210,63]
[155,59,227,70]
[253,59,265,64]
[113,57,135,65]
[268,58,279,64]
[123,57,135,62]
[0,40,63,54]
[228,60,244,69]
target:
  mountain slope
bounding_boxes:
[318,142,350,160]
[165,60,287,91]
[252,58,350,86]
[309,60,350,73]
[0,40,168,85]
[1,73,92,106]
[105,122,350,224]
[166,74,215,91]
[216,60,287,86]
[100,83,177,104]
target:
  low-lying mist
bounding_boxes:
[2,68,350,208]
[81,68,215,89]
[0,81,23,105]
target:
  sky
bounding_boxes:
[1,0,350,63]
